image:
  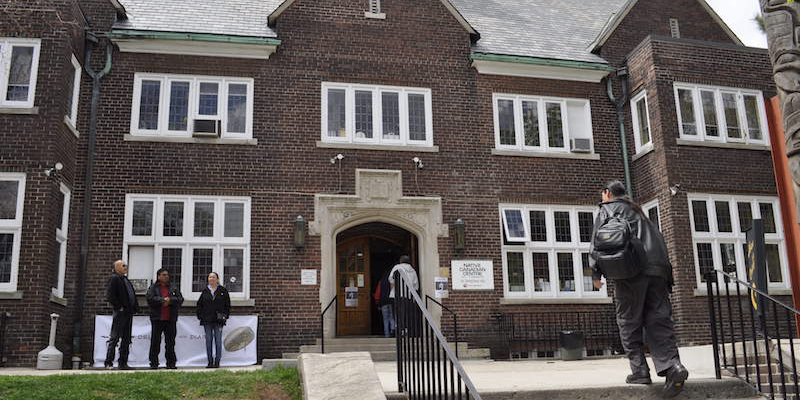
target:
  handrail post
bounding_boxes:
[706,271,722,379]
[320,295,337,355]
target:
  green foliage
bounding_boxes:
[754,13,766,34]
[0,367,301,400]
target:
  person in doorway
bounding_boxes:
[196,272,231,368]
[388,255,419,336]
[104,260,139,370]
[146,268,184,369]
[590,180,687,398]
[373,269,394,337]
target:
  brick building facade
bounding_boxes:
[0,0,787,367]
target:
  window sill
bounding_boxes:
[0,291,23,300]
[693,287,793,296]
[364,11,386,19]
[491,149,600,160]
[316,141,439,152]
[0,106,38,115]
[632,145,654,161]
[64,116,79,137]
[676,139,770,151]
[50,293,68,306]
[124,134,257,146]
[136,298,255,307]
[500,297,612,305]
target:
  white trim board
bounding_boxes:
[114,39,278,60]
[471,60,610,83]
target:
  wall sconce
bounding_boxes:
[669,183,682,197]
[44,162,63,178]
[293,215,306,248]
[453,218,465,252]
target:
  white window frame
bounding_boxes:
[123,194,251,300]
[320,82,434,147]
[52,183,71,298]
[500,204,607,299]
[688,194,788,290]
[130,73,254,139]
[0,173,25,292]
[674,83,769,146]
[0,38,42,108]
[65,54,81,127]
[642,199,661,231]
[630,90,652,153]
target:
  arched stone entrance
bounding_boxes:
[310,169,447,338]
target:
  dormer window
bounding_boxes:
[365,0,385,19]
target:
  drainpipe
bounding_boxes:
[71,34,112,369]
[605,67,633,196]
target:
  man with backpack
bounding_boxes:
[590,180,688,398]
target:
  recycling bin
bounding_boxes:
[559,330,585,361]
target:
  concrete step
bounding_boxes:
[285,347,490,362]
[302,342,470,353]
[315,337,395,345]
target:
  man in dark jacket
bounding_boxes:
[104,260,139,369]
[146,269,184,369]
[590,181,688,398]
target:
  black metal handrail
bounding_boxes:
[394,270,481,400]
[0,312,9,367]
[706,269,799,400]
[425,295,459,358]
[320,295,337,354]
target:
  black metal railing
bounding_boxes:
[707,270,800,400]
[494,309,623,359]
[394,271,481,400]
[425,295,459,358]
[0,311,9,367]
[320,295,337,354]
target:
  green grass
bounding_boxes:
[0,367,302,400]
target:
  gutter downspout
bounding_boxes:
[605,67,633,196]
[72,36,112,369]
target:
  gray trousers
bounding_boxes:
[614,274,681,376]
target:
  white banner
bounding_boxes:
[93,315,258,368]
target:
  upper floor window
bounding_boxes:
[631,90,652,153]
[0,173,26,292]
[493,94,594,154]
[123,194,251,300]
[674,83,768,146]
[0,38,41,108]
[500,204,606,299]
[131,73,254,139]
[321,82,433,147]
[65,54,81,128]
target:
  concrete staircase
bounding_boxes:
[282,337,490,362]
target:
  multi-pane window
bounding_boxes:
[52,184,70,298]
[630,90,652,153]
[321,82,433,147]
[65,54,81,128]
[0,38,41,108]
[689,195,787,288]
[0,173,25,292]
[500,205,605,299]
[493,94,593,153]
[674,83,768,145]
[643,199,661,230]
[131,73,253,138]
[124,195,250,299]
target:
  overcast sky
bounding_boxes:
[706,0,767,48]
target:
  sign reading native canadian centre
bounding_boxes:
[451,260,494,290]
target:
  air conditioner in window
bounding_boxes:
[570,138,592,153]
[193,119,221,138]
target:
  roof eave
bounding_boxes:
[109,29,281,46]
[470,53,615,72]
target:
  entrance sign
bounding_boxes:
[301,269,317,285]
[746,219,768,319]
[434,276,449,298]
[345,287,358,307]
[451,260,494,290]
[93,315,257,367]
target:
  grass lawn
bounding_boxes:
[0,367,302,400]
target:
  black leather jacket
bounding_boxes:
[145,282,184,321]
[590,199,673,284]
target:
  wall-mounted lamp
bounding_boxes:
[453,218,465,252]
[293,215,306,248]
[412,157,424,169]
[44,162,64,178]
[669,183,682,197]
[330,153,344,164]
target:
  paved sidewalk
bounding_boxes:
[0,365,261,376]
[374,345,730,392]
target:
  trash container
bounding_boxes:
[559,330,585,361]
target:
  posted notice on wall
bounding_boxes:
[345,287,358,307]
[301,269,317,285]
[93,315,258,368]
[434,276,449,298]
[451,260,494,290]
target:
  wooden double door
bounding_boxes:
[337,238,372,336]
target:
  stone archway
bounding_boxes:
[310,169,448,338]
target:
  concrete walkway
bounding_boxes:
[0,365,262,376]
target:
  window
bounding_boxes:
[0,173,25,292]
[643,199,661,230]
[688,195,787,288]
[65,54,81,127]
[674,83,768,146]
[369,0,381,14]
[500,205,606,299]
[321,82,433,147]
[630,90,652,153]
[52,184,71,298]
[0,38,41,108]
[493,94,593,153]
[124,194,250,299]
[131,73,253,138]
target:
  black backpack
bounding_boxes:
[591,204,645,280]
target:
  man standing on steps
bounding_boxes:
[388,255,419,335]
[104,260,139,370]
[590,181,688,398]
